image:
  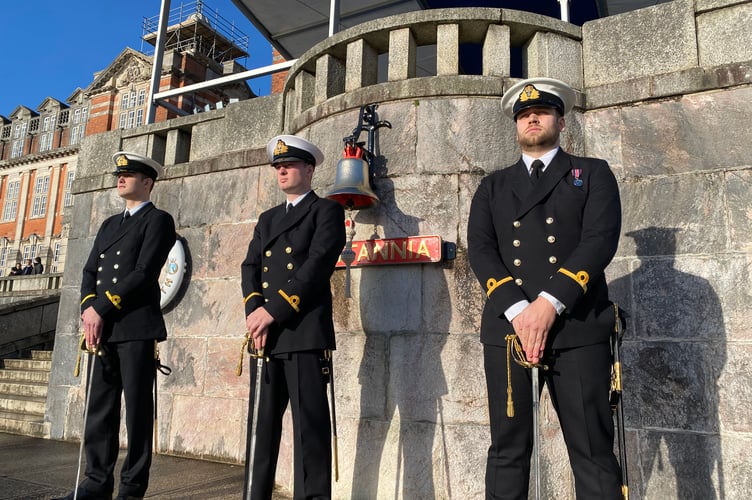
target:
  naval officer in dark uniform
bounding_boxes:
[56,152,176,500]
[241,135,345,499]
[467,78,623,499]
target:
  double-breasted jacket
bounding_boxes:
[468,149,621,349]
[241,192,346,355]
[80,202,176,343]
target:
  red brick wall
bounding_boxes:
[271,48,288,94]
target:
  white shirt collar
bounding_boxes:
[287,190,311,208]
[124,200,152,217]
[522,147,560,173]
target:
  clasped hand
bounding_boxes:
[511,297,557,364]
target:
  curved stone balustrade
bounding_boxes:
[283,7,582,131]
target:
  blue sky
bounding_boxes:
[0,0,273,117]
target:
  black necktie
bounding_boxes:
[286,203,293,214]
[531,160,544,182]
[121,211,131,225]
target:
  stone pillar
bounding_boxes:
[437,23,460,76]
[483,24,510,77]
[315,54,345,105]
[164,129,191,166]
[524,31,583,89]
[388,27,417,81]
[346,39,379,92]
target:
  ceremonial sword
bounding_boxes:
[531,365,542,500]
[324,350,339,482]
[242,346,265,500]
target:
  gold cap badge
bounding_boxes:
[519,84,541,103]
[115,154,129,167]
[273,140,289,157]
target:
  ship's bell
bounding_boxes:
[327,157,379,210]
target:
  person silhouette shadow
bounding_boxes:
[609,226,726,499]
[346,162,451,499]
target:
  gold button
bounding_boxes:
[515,278,523,286]
[287,263,294,270]
[546,217,554,224]
[285,247,292,254]
[513,259,521,267]
[513,240,521,247]
[262,282,269,288]
[547,236,556,243]
[513,221,521,228]
[265,250,272,257]
[263,266,268,272]
[112,278,118,283]
[549,256,558,264]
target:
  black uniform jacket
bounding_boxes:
[468,149,621,350]
[80,202,176,343]
[241,192,346,355]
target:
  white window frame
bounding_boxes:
[31,176,50,218]
[63,171,75,207]
[3,180,20,221]
[51,241,62,273]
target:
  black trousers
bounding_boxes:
[251,350,331,500]
[483,342,622,500]
[81,340,155,497]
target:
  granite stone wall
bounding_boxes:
[46,2,752,498]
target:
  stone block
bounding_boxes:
[483,24,510,77]
[222,95,284,153]
[719,432,752,498]
[623,341,723,433]
[334,332,388,420]
[437,23,460,76]
[524,32,583,89]
[163,279,245,341]
[443,423,489,499]
[77,132,122,180]
[346,39,379,92]
[158,337,207,394]
[415,97,517,175]
[582,0,697,87]
[164,128,191,166]
[357,266,423,333]
[619,87,752,175]
[725,168,752,252]
[614,256,726,342]
[315,54,346,104]
[345,417,392,498]
[697,2,752,67]
[398,333,487,424]
[208,336,250,399]
[718,344,752,432]
[66,192,93,239]
[187,118,225,162]
[619,174,727,256]
[177,168,260,227]
[638,429,723,500]
[389,27,417,81]
[169,394,246,461]
[436,251,485,334]
[206,222,255,280]
[582,107,623,172]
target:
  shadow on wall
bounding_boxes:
[610,226,725,500]
[349,157,452,499]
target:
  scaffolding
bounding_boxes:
[140,0,249,65]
